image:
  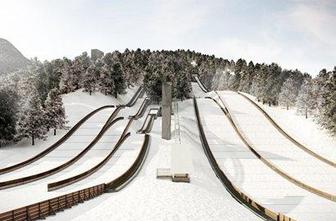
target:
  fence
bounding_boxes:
[0,184,105,221]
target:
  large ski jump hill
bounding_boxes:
[0,79,335,221]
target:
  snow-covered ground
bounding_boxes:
[241,92,336,162]
[218,91,336,195]
[198,96,336,221]
[0,88,144,211]
[1,84,335,221]
[49,95,262,221]
[0,88,138,169]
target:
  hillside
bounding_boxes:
[0,38,30,74]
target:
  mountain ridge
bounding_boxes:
[0,38,31,74]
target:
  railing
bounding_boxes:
[106,134,151,191]
[0,184,105,221]
[47,132,130,191]
[0,112,124,190]
[194,75,209,93]
[0,135,151,220]
[130,98,151,120]
[0,105,114,175]
[213,92,336,202]
[125,87,143,107]
[0,86,150,221]
[137,108,159,134]
[0,86,143,176]
[237,91,336,168]
[193,97,295,221]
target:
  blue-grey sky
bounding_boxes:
[1,0,335,75]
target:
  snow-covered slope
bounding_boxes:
[1,83,335,221]
[219,91,336,195]
[0,38,30,74]
[199,96,336,221]
[0,88,138,168]
[241,92,336,162]
[49,98,262,221]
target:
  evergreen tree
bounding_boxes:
[44,89,67,135]
[0,88,19,146]
[99,53,116,95]
[318,68,336,133]
[239,61,254,92]
[278,77,297,110]
[296,78,313,118]
[16,93,48,145]
[83,64,98,95]
[111,62,126,98]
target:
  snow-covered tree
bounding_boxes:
[44,89,67,135]
[99,53,115,95]
[83,64,98,95]
[111,62,126,98]
[316,68,336,133]
[278,77,297,110]
[296,78,313,118]
[16,92,48,145]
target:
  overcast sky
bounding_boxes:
[1,0,335,75]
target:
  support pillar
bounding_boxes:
[162,82,172,140]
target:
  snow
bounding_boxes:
[1,82,335,220]
[198,96,336,221]
[241,92,336,162]
[49,98,262,221]
[218,91,336,195]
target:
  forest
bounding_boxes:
[0,49,335,146]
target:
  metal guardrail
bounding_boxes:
[193,97,295,221]
[237,91,336,168]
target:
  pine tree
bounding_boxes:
[278,77,297,110]
[99,66,114,95]
[83,64,98,95]
[318,68,336,133]
[44,89,67,135]
[296,78,313,118]
[0,88,19,146]
[16,93,48,145]
[111,62,126,98]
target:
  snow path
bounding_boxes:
[0,119,140,212]
[192,81,206,97]
[0,109,114,181]
[218,91,336,195]
[49,99,262,221]
[0,88,138,170]
[199,97,336,221]
[0,90,148,212]
[241,92,336,163]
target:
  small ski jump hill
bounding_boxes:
[0,78,335,221]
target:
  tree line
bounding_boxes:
[0,48,335,147]
[195,54,335,135]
